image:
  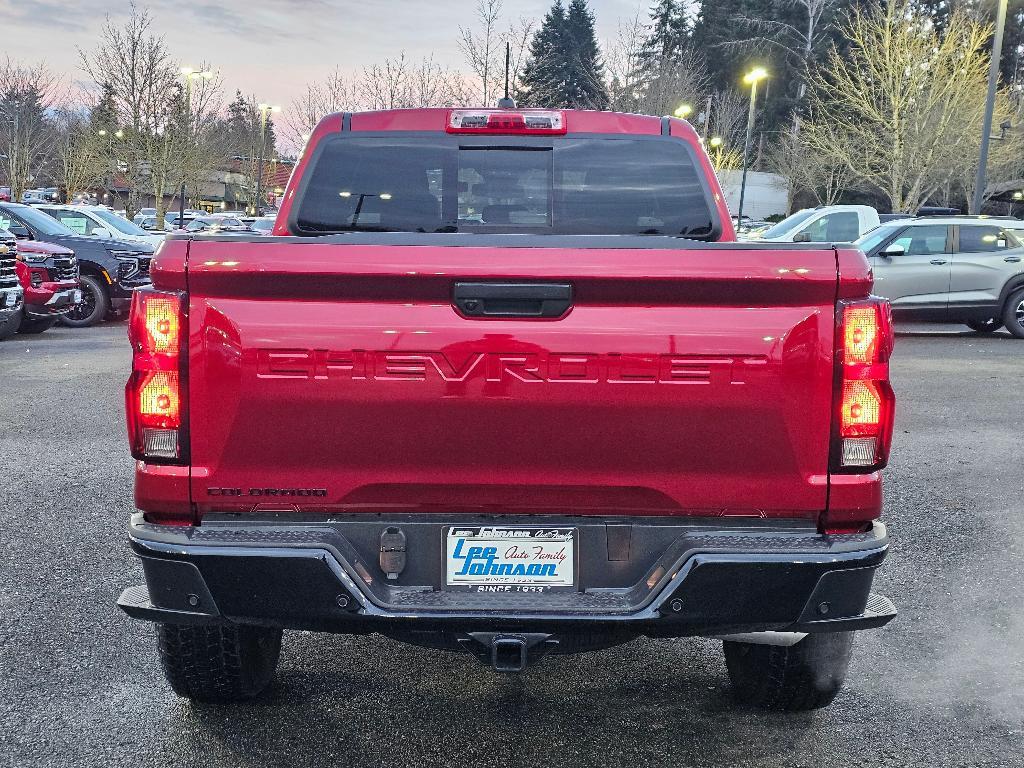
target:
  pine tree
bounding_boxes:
[518,0,608,109]
[690,0,748,92]
[641,0,690,66]
[518,0,569,107]
[563,0,609,108]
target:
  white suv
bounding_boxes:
[36,205,165,249]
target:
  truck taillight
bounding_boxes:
[447,109,566,134]
[126,289,187,462]
[832,299,895,472]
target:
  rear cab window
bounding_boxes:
[292,136,717,239]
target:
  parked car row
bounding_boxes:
[0,203,158,338]
[0,202,283,340]
[134,208,277,235]
[738,204,1024,337]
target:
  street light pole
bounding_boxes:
[737,67,767,226]
[180,67,213,211]
[254,104,280,216]
[973,0,1008,215]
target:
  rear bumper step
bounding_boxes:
[118,513,895,637]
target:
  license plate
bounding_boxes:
[72,289,82,304]
[446,527,574,590]
[4,292,15,307]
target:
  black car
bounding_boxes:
[0,203,154,327]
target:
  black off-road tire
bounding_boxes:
[156,623,282,702]
[17,316,57,334]
[965,318,1002,334]
[0,308,22,340]
[60,274,109,328]
[1002,287,1024,339]
[723,631,854,711]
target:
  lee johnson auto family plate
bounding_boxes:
[446,527,575,591]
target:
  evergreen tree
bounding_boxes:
[89,83,119,133]
[641,0,690,66]
[518,0,569,107]
[518,0,608,109]
[563,0,609,108]
[690,0,748,92]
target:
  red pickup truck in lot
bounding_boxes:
[118,107,896,711]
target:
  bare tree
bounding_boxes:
[79,5,181,219]
[460,2,535,105]
[459,0,503,105]
[0,60,59,201]
[52,105,104,201]
[769,126,852,207]
[357,53,472,110]
[605,10,650,113]
[284,68,352,151]
[803,1,996,213]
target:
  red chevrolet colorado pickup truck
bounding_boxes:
[118,107,896,711]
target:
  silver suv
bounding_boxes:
[854,217,1024,337]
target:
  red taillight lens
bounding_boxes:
[840,380,881,436]
[143,296,181,353]
[843,307,879,365]
[137,370,181,428]
[832,300,895,471]
[126,289,186,462]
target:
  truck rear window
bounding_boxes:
[293,136,716,239]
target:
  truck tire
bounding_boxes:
[965,318,1002,333]
[61,274,108,328]
[723,631,854,711]
[1002,287,1024,339]
[0,308,22,340]
[18,316,57,334]
[156,623,282,702]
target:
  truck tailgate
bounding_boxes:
[185,237,838,520]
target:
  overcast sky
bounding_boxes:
[2,0,642,107]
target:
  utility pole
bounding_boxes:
[973,0,1008,215]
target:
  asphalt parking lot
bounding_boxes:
[1,322,1022,768]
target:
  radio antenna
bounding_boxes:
[497,41,516,108]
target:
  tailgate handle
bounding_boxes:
[453,282,572,318]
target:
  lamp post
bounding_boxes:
[973,0,1009,215]
[254,103,280,216]
[708,136,724,169]
[737,67,767,226]
[180,67,213,212]
[180,67,213,139]
[98,128,124,205]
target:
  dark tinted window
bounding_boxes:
[294,137,715,238]
[958,225,1009,253]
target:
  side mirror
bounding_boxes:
[93,228,112,239]
[879,244,905,258]
[10,225,31,240]
[792,231,812,243]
